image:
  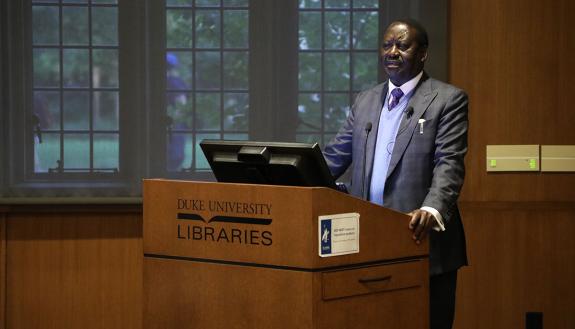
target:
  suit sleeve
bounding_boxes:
[322,92,361,179]
[422,89,468,224]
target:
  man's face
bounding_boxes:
[380,23,427,86]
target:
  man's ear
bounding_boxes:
[420,48,428,62]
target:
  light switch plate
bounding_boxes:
[486,145,540,172]
[541,145,575,172]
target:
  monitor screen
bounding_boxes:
[200,140,337,189]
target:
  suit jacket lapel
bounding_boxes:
[386,74,437,179]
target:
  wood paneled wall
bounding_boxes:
[1,213,6,329]
[0,207,142,329]
[450,0,575,202]
[455,204,575,328]
[450,0,575,328]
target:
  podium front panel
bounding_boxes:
[143,179,429,329]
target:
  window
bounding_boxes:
[164,0,249,173]
[4,0,451,197]
[297,0,379,145]
[31,0,120,175]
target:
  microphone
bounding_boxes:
[403,106,414,119]
[365,122,373,133]
[361,122,373,200]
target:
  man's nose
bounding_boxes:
[386,45,399,57]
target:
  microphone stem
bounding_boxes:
[361,124,372,200]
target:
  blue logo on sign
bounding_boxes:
[320,219,332,255]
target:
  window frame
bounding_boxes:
[1,0,142,197]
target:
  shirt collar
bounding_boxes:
[387,71,424,98]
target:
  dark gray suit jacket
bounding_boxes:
[323,73,468,275]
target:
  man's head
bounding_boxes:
[380,19,428,86]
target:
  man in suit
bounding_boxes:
[323,18,468,329]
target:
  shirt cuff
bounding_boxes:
[420,206,445,232]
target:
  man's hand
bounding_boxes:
[408,209,435,244]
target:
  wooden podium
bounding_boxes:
[143,179,429,329]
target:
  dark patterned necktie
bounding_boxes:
[388,88,404,110]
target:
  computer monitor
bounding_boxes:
[200,140,337,189]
